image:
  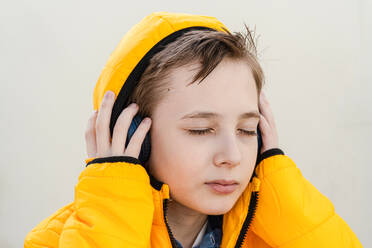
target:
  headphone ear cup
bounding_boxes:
[249,127,263,183]
[257,127,262,157]
[125,114,151,165]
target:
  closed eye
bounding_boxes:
[187,129,257,136]
[187,129,213,135]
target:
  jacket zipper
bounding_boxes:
[163,198,179,248]
[234,191,260,248]
[163,191,259,248]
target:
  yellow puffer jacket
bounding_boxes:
[24,12,363,248]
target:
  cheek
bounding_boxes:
[241,146,258,183]
[153,149,205,187]
[148,127,207,183]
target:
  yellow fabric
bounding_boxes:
[24,154,362,247]
[85,157,96,164]
[24,11,363,247]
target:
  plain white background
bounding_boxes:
[1,0,370,247]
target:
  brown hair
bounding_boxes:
[128,24,265,118]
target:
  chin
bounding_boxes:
[196,199,236,215]
[201,206,234,215]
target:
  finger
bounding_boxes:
[85,111,98,158]
[124,117,152,158]
[96,91,115,156]
[259,113,279,152]
[259,91,276,129]
[258,113,270,138]
[111,103,139,155]
[258,114,271,153]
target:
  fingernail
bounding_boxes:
[129,103,138,109]
[144,117,151,123]
[104,91,115,99]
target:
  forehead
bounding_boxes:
[155,58,258,119]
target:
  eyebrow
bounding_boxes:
[180,111,260,120]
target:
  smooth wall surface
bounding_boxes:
[1,0,370,247]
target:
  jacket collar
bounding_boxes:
[148,169,261,248]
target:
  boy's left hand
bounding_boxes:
[258,91,279,154]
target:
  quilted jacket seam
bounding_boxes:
[276,211,336,248]
[30,204,74,232]
[61,227,143,245]
[259,163,294,179]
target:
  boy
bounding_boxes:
[25,12,362,248]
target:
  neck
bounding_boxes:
[166,199,208,248]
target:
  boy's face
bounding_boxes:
[148,58,259,215]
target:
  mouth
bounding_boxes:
[205,180,239,194]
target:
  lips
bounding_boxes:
[205,179,239,194]
[205,179,239,185]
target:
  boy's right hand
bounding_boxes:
[84,90,152,159]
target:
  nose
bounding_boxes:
[213,134,242,168]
